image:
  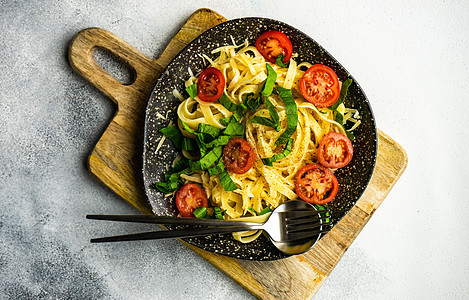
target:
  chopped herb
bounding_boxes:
[198,123,221,142]
[218,95,247,125]
[250,115,277,129]
[244,93,260,111]
[275,54,289,68]
[205,135,231,149]
[325,78,355,141]
[164,158,189,181]
[198,146,223,169]
[314,204,330,223]
[222,123,245,136]
[233,105,247,122]
[159,126,182,145]
[213,207,225,220]
[260,63,277,98]
[193,207,208,218]
[250,97,280,131]
[185,83,198,99]
[180,121,197,135]
[218,93,238,112]
[188,159,202,171]
[207,158,225,176]
[260,206,272,215]
[344,129,355,141]
[219,117,231,126]
[159,126,196,150]
[248,207,258,215]
[335,111,344,125]
[261,138,294,166]
[275,87,298,145]
[265,98,280,131]
[218,93,247,123]
[328,78,352,111]
[155,158,190,194]
[219,170,238,191]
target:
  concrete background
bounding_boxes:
[1,1,468,299]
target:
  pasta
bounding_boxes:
[166,38,360,243]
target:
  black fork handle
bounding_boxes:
[90,226,261,243]
[86,214,260,227]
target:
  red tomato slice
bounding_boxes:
[197,67,225,102]
[222,137,256,174]
[295,163,338,205]
[175,183,208,218]
[255,31,293,64]
[318,132,353,169]
[300,64,340,107]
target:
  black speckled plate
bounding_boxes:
[143,18,377,261]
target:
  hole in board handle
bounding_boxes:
[94,47,136,85]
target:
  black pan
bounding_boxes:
[143,17,377,261]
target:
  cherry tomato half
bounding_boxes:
[318,132,353,169]
[175,183,208,218]
[295,163,338,205]
[197,67,225,102]
[300,64,340,107]
[255,31,293,64]
[222,137,256,174]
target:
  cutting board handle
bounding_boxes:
[68,27,161,107]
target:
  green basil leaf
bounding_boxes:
[250,116,276,128]
[205,135,231,148]
[344,129,355,141]
[244,93,260,111]
[197,141,208,157]
[159,126,183,148]
[275,54,289,68]
[188,159,202,171]
[181,137,198,151]
[218,93,247,124]
[159,126,198,151]
[207,158,225,176]
[193,207,207,218]
[314,204,330,223]
[164,158,189,181]
[335,111,344,125]
[155,159,190,194]
[218,93,238,112]
[222,123,245,137]
[219,170,238,191]
[198,146,223,170]
[262,138,294,166]
[261,63,277,98]
[248,207,258,215]
[251,98,280,131]
[219,117,231,126]
[198,123,221,142]
[181,121,197,135]
[265,98,280,131]
[329,78,353,111]
[275,87,298,145]
[213,207,225,220]
[185,83,198,99]
[260,206,272,215]
[154,182,173,194]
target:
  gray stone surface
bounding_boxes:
[1,1,468,299]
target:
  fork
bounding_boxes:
[87,200,331,255]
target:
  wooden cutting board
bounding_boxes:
[69,8,407,299]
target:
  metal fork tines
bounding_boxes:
[280,210,331,241]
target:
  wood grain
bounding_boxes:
[68,8,408,299]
